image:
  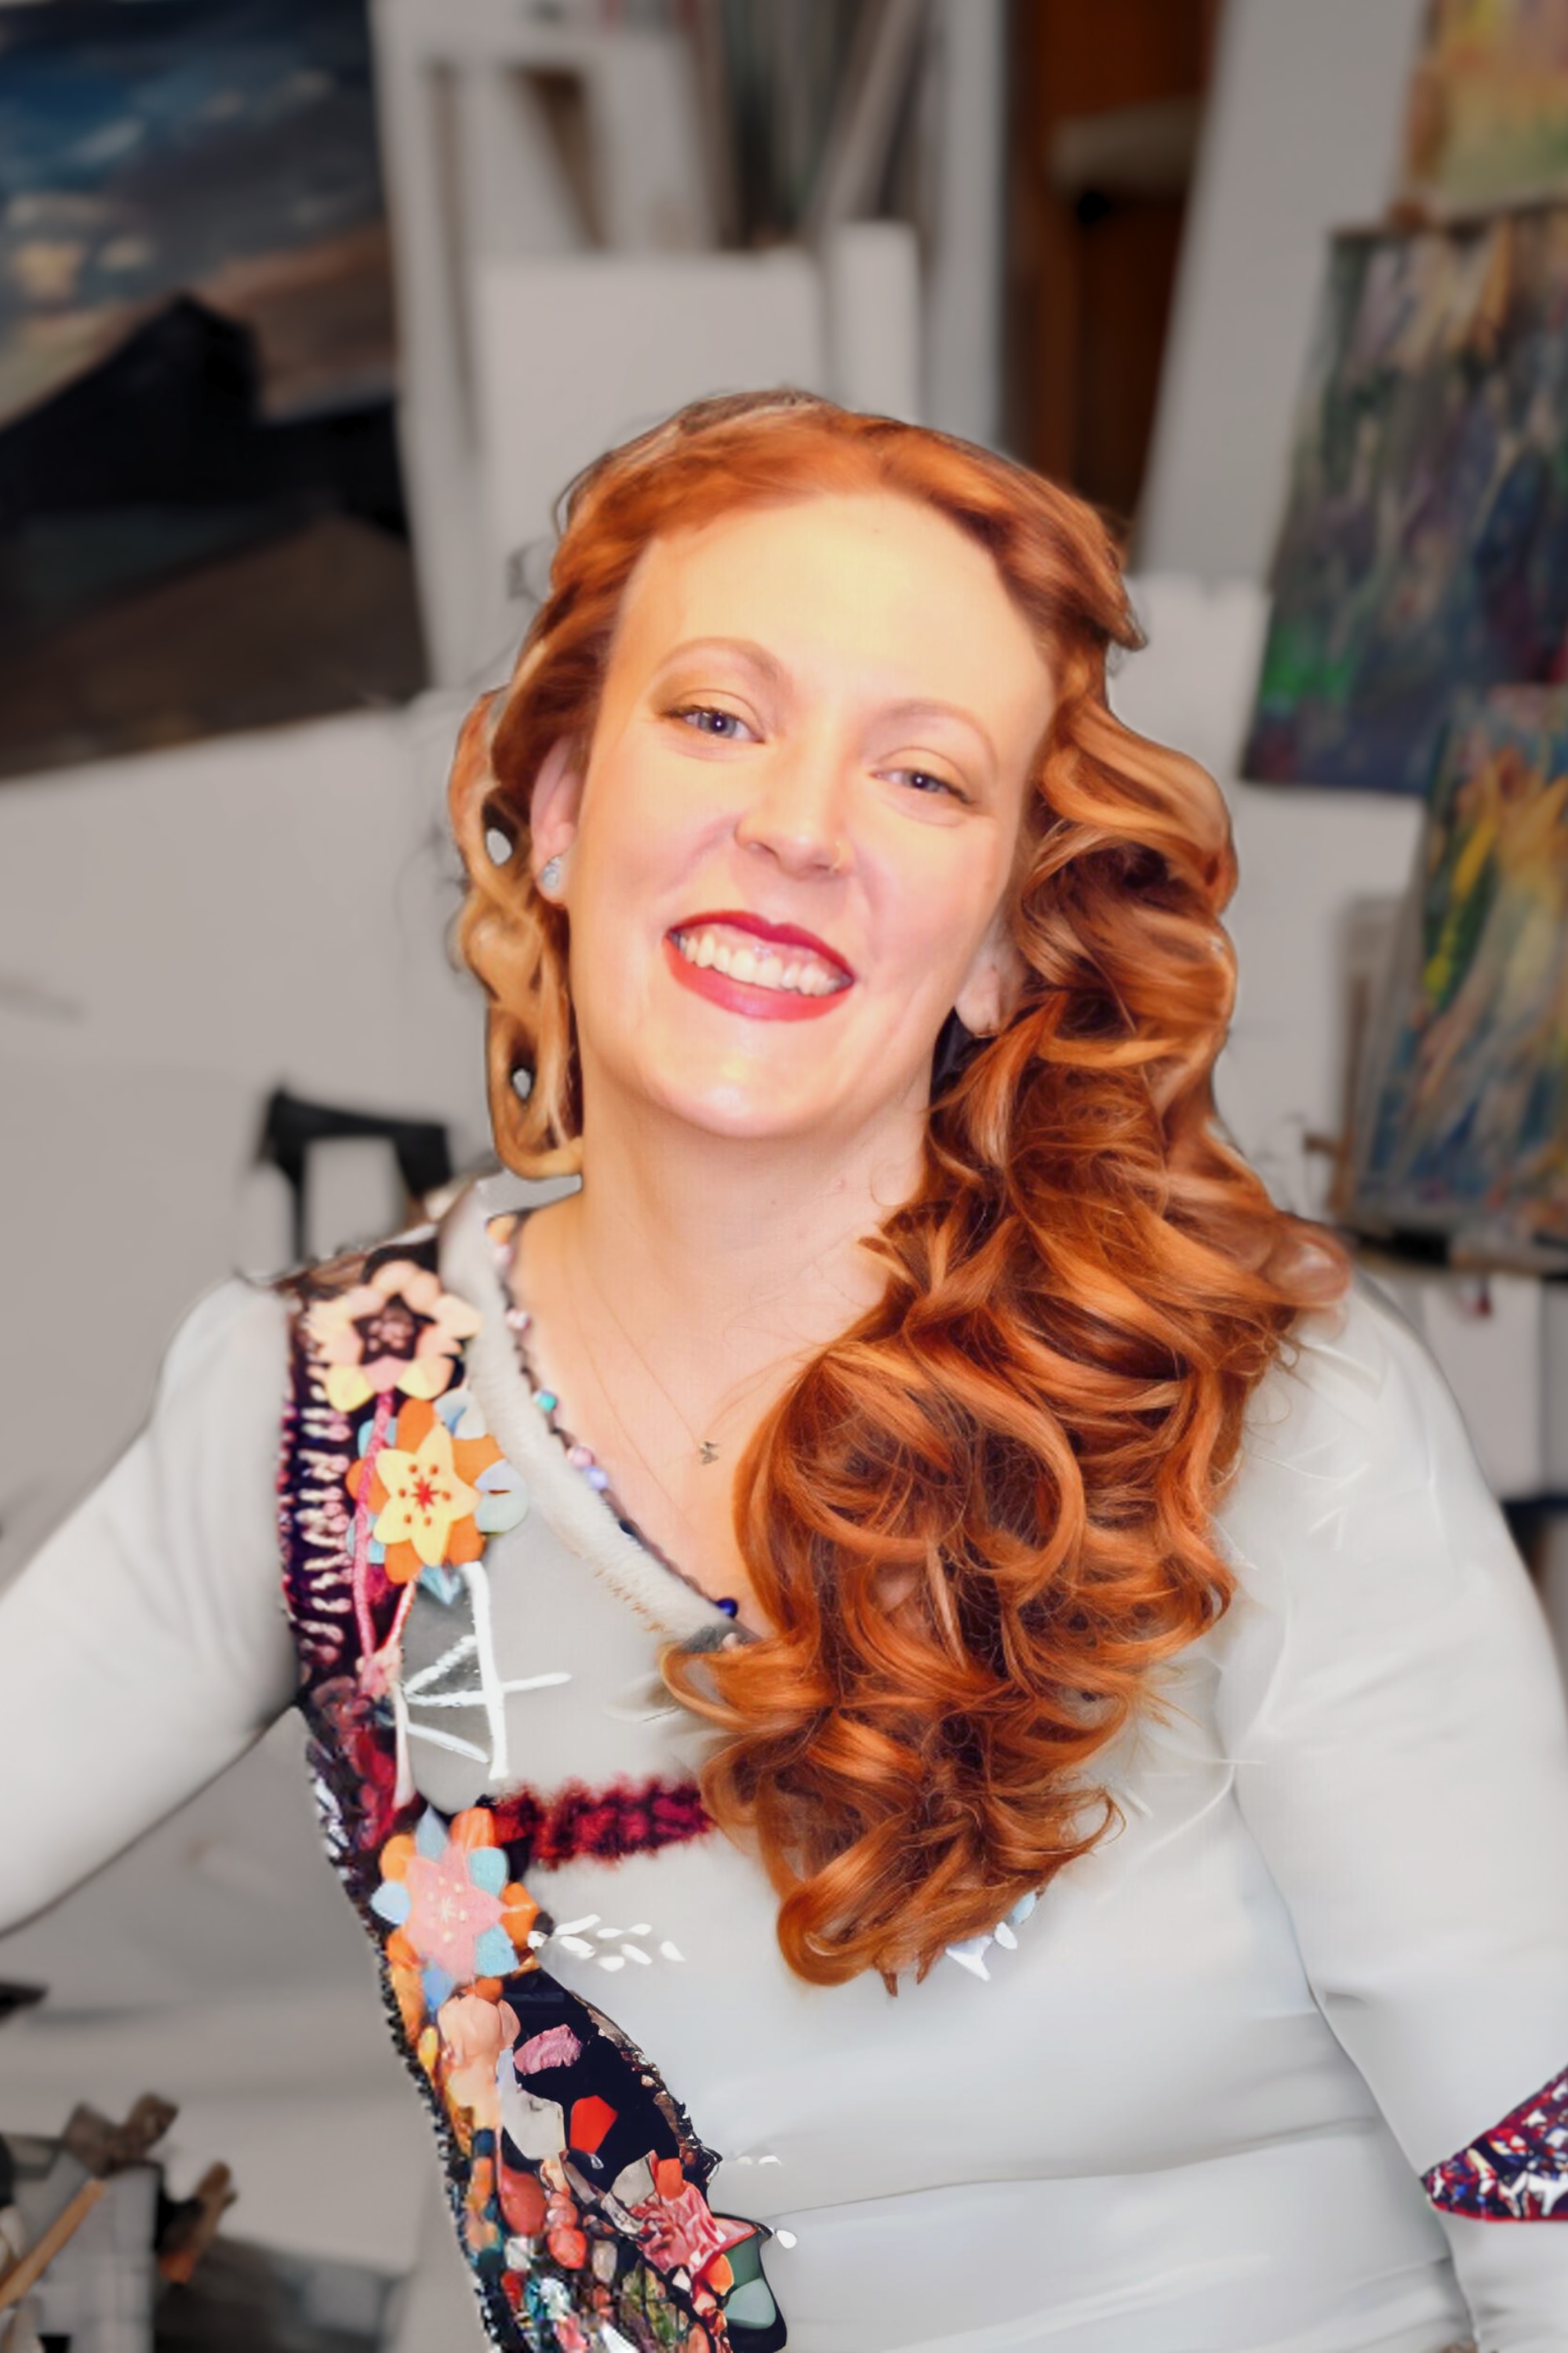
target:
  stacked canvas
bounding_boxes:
[1235,2,1568,1289]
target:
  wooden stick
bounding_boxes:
[0,2180,106,2311]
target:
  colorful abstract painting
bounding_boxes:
[1242,209,1568,794]
[1349,685,1568,1253]
[1401,0,1568,216]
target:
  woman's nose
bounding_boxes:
[733,742,851,879]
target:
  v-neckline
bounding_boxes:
[437,1177,744,1651]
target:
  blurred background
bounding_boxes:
[5,0,1568,2344]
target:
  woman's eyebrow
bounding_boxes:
[653,636,788,687]
[653,639,999,768]
[878,697,999,772]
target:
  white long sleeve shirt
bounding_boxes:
[2,1180,1566,2352]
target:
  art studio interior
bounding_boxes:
[3,2,1568,2348]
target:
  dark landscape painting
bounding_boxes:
[0,0,422,779]
[0,0,394,423]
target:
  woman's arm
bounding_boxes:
[0,1280,298,1933]
[1217,1279,1568,2351]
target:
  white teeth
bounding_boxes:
[673,928,846,996]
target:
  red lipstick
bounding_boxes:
[663,911,853,1024]
[669,909,853,976]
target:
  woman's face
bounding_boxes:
[533,490,1055,1155]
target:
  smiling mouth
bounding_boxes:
[667,917,852,998]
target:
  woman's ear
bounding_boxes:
[952,904,1026,1038]
[528,738,583,886]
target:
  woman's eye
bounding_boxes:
[674,703,753,741]
[893,766,966,802]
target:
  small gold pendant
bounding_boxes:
[698,1439,720,1466]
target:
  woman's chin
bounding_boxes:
[649,1085,847,1144]
[623,1059,879,1147]
[587,1005,923,1147]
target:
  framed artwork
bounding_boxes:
[1242,207,1568,794]
[0,0,393,429]
[1349,683,1568,1257]
[0,0,421,779]
[1401,0,1568,216]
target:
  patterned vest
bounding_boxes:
[276,1235,786,2353]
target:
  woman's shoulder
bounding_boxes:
[1216,1267,1514,1617]
[1209,1269,1561,1758]
[1239,1269,1468,1485]
[153,1270,294,1430]
[152,1198,468,1450]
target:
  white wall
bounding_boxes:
[0,695,487,1581]
[1140,0,1428,584]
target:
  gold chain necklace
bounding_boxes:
[559,1248,733,1582]
[569,1235,735,1467]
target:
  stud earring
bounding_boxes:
[538,855,564,895]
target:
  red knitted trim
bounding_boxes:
[490,1776,713,1868]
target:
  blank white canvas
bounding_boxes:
[470,249,827,633]
[824,220,922,427]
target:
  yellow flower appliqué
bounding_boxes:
[346,1395,519,1587]
[372,1417,481,1571]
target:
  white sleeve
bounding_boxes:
[0,1278,299,1933]
[1216,1279,1568,2351]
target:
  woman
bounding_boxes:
[2,391,1566,2353]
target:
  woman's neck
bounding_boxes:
[508,1092,925,1627]
[563,1093,922,1417]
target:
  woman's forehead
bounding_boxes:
[607,491,1053,727]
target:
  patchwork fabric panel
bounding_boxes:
[277,1238,784,2352]
[1424,2064,1568,2221]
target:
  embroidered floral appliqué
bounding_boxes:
[1424,2063,1568,2220]
[307,1257,482,1413]
[348,1393,515,1582]
[278,1238,781,2352]
[373,1806,539,2013]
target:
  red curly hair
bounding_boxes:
[451,391,1345,1988]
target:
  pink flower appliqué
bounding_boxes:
[307,1260,482,1414]
[370,1807,537,2009]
